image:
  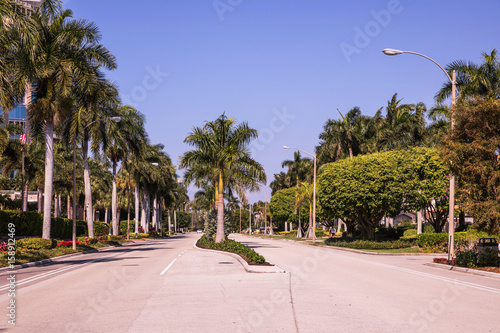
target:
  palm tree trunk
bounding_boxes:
[104,208,108,225]
[22,183,28,211]
[54,194,59,218]
[168,209,171,234]
[67,196,71,218]
[42,120,54,239]
[112,161,118,236]
[82,139,94,238]
[174,210,177,233]
[134,183,140,234]
[158,198,163,234]
[216,173,225,242]
[38,187,43,213]
[152,195,157,230]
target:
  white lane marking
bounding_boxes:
[338,252,500,294]
[0,251,125,291]
[160,258,177,275]
[371,261,500,294]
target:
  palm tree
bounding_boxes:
[103,105,146,236]
[269,171,293,195]
[316,106,372,164]
[180,114,266,242]
[13,4,117,238]
[436,49,500,103]
[377,93,425,151]
[64,78,119,237]
[281,151,313,185]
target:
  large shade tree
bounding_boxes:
[180,114,266,242]
[441,98,500,234]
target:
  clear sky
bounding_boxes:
[65,0,499,204]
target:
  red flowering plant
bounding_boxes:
[433,257,455,265]
[0,241,8,252]
[57,240,84,247]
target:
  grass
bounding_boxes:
[0,240,126,268]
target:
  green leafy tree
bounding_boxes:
[441,98,500,234]
[318,148,448,239]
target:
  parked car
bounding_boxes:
[197,229,203,233]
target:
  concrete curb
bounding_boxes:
[425,262,500,280]
[242,235,445,256]
[193,241,285,274]
[0,238,158,273]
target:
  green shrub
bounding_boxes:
[198,234,266,264]
[130,233,149,238]
[403,229,417,237]
[0,210,43,236]
[423,225,435,233]
[477,248,500,267]
[315,229,328,237]
[416,233,449,252]
[203,209,233,239]
[455,250,478,268]
[16,238,56,250]
[324,238,415,249]
[93,222,109,236]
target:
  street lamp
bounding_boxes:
[382,48,457,259]
[72,116,121,250]
[283,146,317,241]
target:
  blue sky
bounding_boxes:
[65,0,499,203]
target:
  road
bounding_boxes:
[0,233,499,332]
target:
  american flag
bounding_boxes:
[20,134,26,145]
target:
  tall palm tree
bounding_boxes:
[281,151,313,185]
[436,49,500,103]
[180,114,266,242]
[377,93,421,151]
[64,78,119,237]
[102,105,146,236]
[269,171,293,195]
[316,106,371,164]
[13,4,116,238]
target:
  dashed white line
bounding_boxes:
[160,258,177,275]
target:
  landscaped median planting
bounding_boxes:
[197,234,267,265]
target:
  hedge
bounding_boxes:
[0,210,108,239]
[197,234,266,264]
[324,238,415,249]
[16,238,57,249]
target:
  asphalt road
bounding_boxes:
[0,233,499,333]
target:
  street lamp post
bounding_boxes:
[283,146,317,241]
[382,48,457,259]
[72,116,121,250]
